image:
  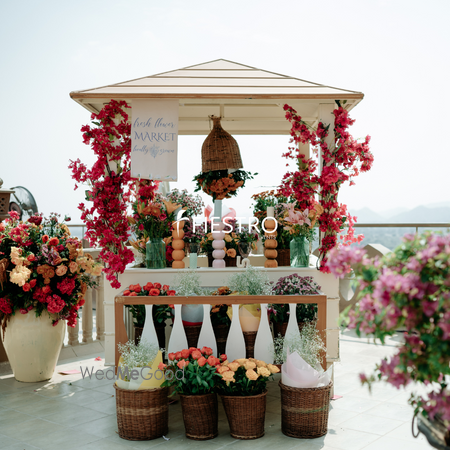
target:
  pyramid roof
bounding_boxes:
[70,59,363,135]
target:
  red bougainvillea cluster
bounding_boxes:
[279,103,374,271]
[69,100,158,289]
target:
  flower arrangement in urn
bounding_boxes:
[0,212,102,328]
[327,231,450,441]
[0,212,103,382]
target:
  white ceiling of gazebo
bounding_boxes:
[70,59,364,135]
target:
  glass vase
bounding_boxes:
[189,243,199,269]
[146,238,166,269]
[290,236,309,268]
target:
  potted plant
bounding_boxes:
[327,231,450,448]
[0,212,103,382]
[123,282,175,349]
[160,347,224,440]
[269,274,321,338]
[211,287,232,355]
[115,339,168,440]
[216,357,280,439]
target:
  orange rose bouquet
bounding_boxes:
[216,358,279,396]
[193,169,256,201]
[159,346,226,395]
[0,212,103,329]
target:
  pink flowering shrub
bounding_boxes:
[327,232,450,425]
[279,103,373,272]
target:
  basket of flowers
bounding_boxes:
[216,358,279,439]
[160,347,225,440]
[115,339,168,441]
[193,169,255,201]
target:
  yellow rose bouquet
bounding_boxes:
[216,357,279,396]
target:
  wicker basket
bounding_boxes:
[114,384,169,441]
[220,390,267,439]
[276,249,290,266]
[243,331,257,359]
[202,116,243,172]
[213,323,230,355]
[179,393,218,440]
[184,324,202,348]
[279,380,332,439]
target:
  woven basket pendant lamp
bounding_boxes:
[201,116,243,172]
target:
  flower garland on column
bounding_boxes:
[279,103,374,272]
[69,100,158,288]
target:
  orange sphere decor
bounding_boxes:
[264,215,278,268]
[172,221,185,269]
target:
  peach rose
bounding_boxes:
[267,364,280,374]
[69,261,78,273]
[56,265,68,276]
[226,248,236,258]
[244,361,256,370]
[257,367,271,377]
[227,362,240,372]
[245,369,259,381]
[222,371,235,383]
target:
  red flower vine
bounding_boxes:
[69,100,158,288]
[279,103,374,272]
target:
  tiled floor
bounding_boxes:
[0,330,431,449]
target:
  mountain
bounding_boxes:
[351,207,385,223]
[388,206,450,223]
[378,207,409,218]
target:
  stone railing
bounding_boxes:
[66,248,105,346]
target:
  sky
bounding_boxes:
[1,0,449,224]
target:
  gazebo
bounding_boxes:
[70,59,364,367]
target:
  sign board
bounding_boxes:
[131,99,178,181]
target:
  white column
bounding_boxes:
[317,103,336,247]
[318,103,336,174]
[82,285,94,344]
[68,319,79,346]
[297,141,310,159]
[96,274,105,341]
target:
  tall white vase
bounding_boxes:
[254,304,274,363]
[1,312,65,382]
[283,303,301,356]
[167,304,188,354]
[140,305,159,348]
[225,304,246,362]
[197,304,217,356]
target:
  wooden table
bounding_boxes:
[114,294,327,370]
